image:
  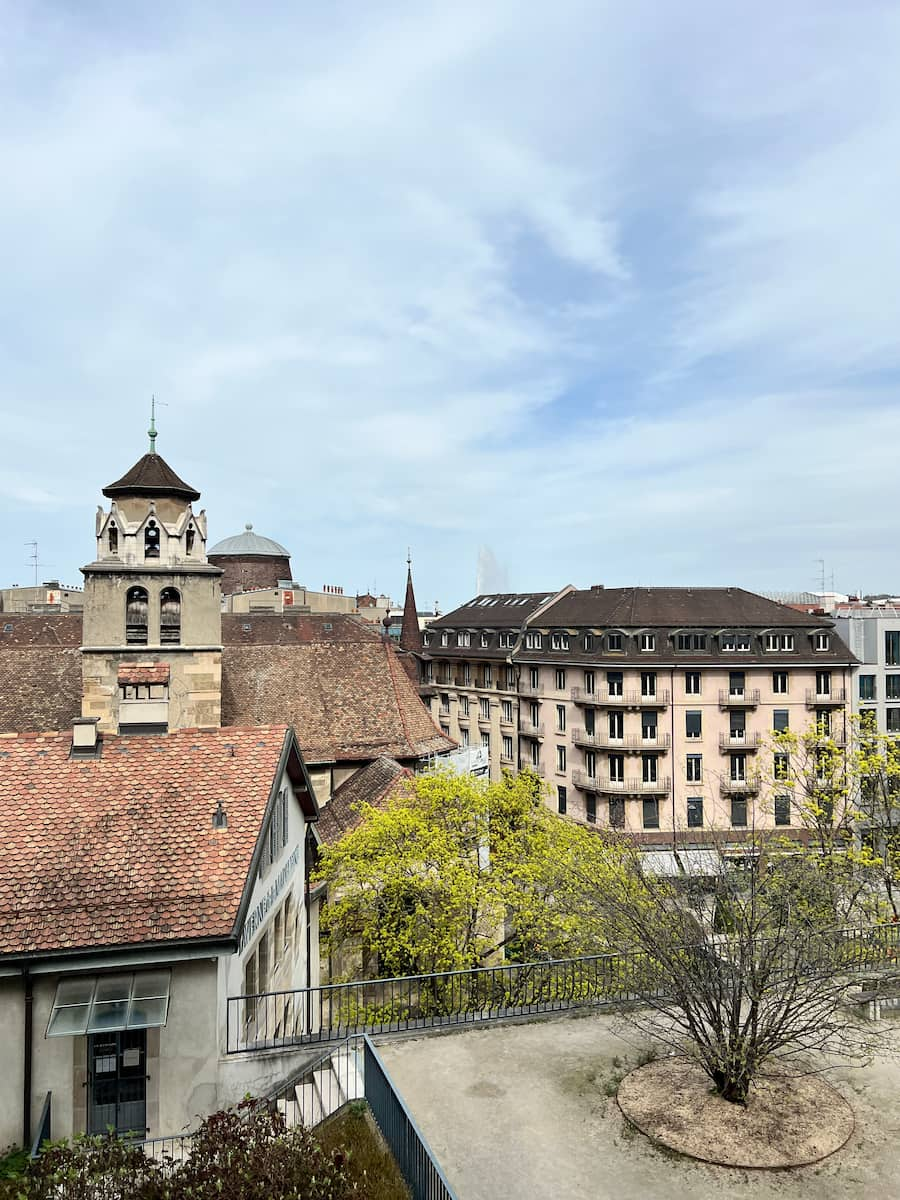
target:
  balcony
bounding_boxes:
[719,776,760,796]
[571,689,670,708]
[477,712,493,727]
[718,689,761,709]
[718,731,761,752]
[522,762,545,777]
[418,682,437,697]
[572,771,671,796]
[572,729,671,752]
[457,713,470,725]
[519,722,545,739]
[519,681,544,698]
[500,712,516,728]
[496,679,517,692]
[805,689,847,708]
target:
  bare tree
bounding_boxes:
[587,828,889,1105]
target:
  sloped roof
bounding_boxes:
[400,566,423,653]
[317,756,411,845]
[0,725,299,959]
[208,524,291,558]
[431,593,555,629]
[103,453,200,502]
[540,587,831,628]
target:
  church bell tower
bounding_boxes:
[80,415,223,734]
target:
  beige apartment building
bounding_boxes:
[421,586,855,840]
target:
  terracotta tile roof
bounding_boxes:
[102,453,200,501]
[0,725,293,959]
[221,639,453,762]
[317,756,411,845]
[0,611,454,763]
[118,662,170,685]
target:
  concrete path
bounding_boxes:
[378,1011,900,1200]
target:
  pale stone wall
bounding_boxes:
[82,648,222,733]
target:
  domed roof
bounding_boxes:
[208,524,291,558]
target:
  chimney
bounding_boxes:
[591,584,605,592]
[71,717,100,758]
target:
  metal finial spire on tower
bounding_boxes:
[148,396,158,453]
[407,547,412,569]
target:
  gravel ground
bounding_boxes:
[377,1011,900,1200]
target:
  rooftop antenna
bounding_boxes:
[148,395,168,453]
[24,540,48,587]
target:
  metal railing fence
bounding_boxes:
[228,922,900,1054]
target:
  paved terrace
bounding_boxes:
[378,1012,900,1200]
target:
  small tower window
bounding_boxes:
[185,526,195,555]
[108,522,118,555]
[160,587,181,644]
[126,587,149,645]
[144,520,160,559]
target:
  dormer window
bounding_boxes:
[814,632,830,652]
[640,633,656,652]
[676,632,707,652]
[764,633,795,652]
[185,526,195,555]
[721,632,736,652]
[525,632,542,650]
[480,632,489,647]
[108,523,118,555]
[606,632,623,652]
[160,587,181,645]
[441,631,450,647]
[551,632,569,651]
[144,520,160,559]
[126,587,149,645]
[458,632,471,648]
[583,634,594,651]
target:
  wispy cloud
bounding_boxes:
[0,1,897,602]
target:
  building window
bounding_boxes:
[499,632,515,649]
[731,754,747,782]
[484,666,493,686]
[502,735,514,761]
[583,634,594,652]
[480,632,489,648]
[640,633,656,652]
[685,711,702,740]
[125,587,149,645]
[144,520,160,559]
[730,712,746,740]
[887,709,900,734]
[502,700,513,723]
[529,667,540,690]
[641,672,656,698]
[529,701,540,726]
[461,663,471,686]
[583,670,596,695]
[736,633,752,652]
[458,632,470,647]
[609,798,625,828]
[886,632,900,667]
[556,704,566,732]
[642,798,660,829]
[731,797,748,827]
[585,794,597,824]
[585,750,597,779]
[642,754,658,783]
[607,632,623,651]
[687,797,703,828]
[860,675,876,702]
[551,632,569,651]
[686,754,702,783]
[607,671,623,697]
[721,632,736,652]
[584,708,596,736]
[609,753,624,782]
[813,633,830,652]
[608,711,623,740]
[886,677,900,701]
[557,786,567,815]
[481,732,490,748]
[525,633,542,650]
[107,523,118,555]
[506,667,516,689]
[642,712,657,740]
[815,671,831,698]
[773,709,789,732]
[773,671,788,695]
[441,632,449,647]
[480,698,491,719]
[185,526,195,555]
[685,671,701,695]
[816,709,831,736]
[461,727,470,747]
[774,795,791,826]
[676,633,706,651]
[460,695,470,717]
[159,587,181,645]
[555,669,567,691]
[729,671,745,698]
[556,745,567,773]
[774,753,790,781]
[440,694,450,714]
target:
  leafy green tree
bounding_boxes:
[315,768,628,978]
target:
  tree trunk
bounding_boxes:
[711,1066,751,1105]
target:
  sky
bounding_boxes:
[1,1,898,610]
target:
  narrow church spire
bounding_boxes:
[400,553,423,653]
[148,396,158,453]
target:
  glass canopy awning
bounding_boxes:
[46,971,171,1037]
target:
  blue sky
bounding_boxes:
[1,1,898,608]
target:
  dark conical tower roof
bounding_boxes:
[103,453,201,502]
[400,559,423,653]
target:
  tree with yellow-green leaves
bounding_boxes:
[313,767,630,980]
